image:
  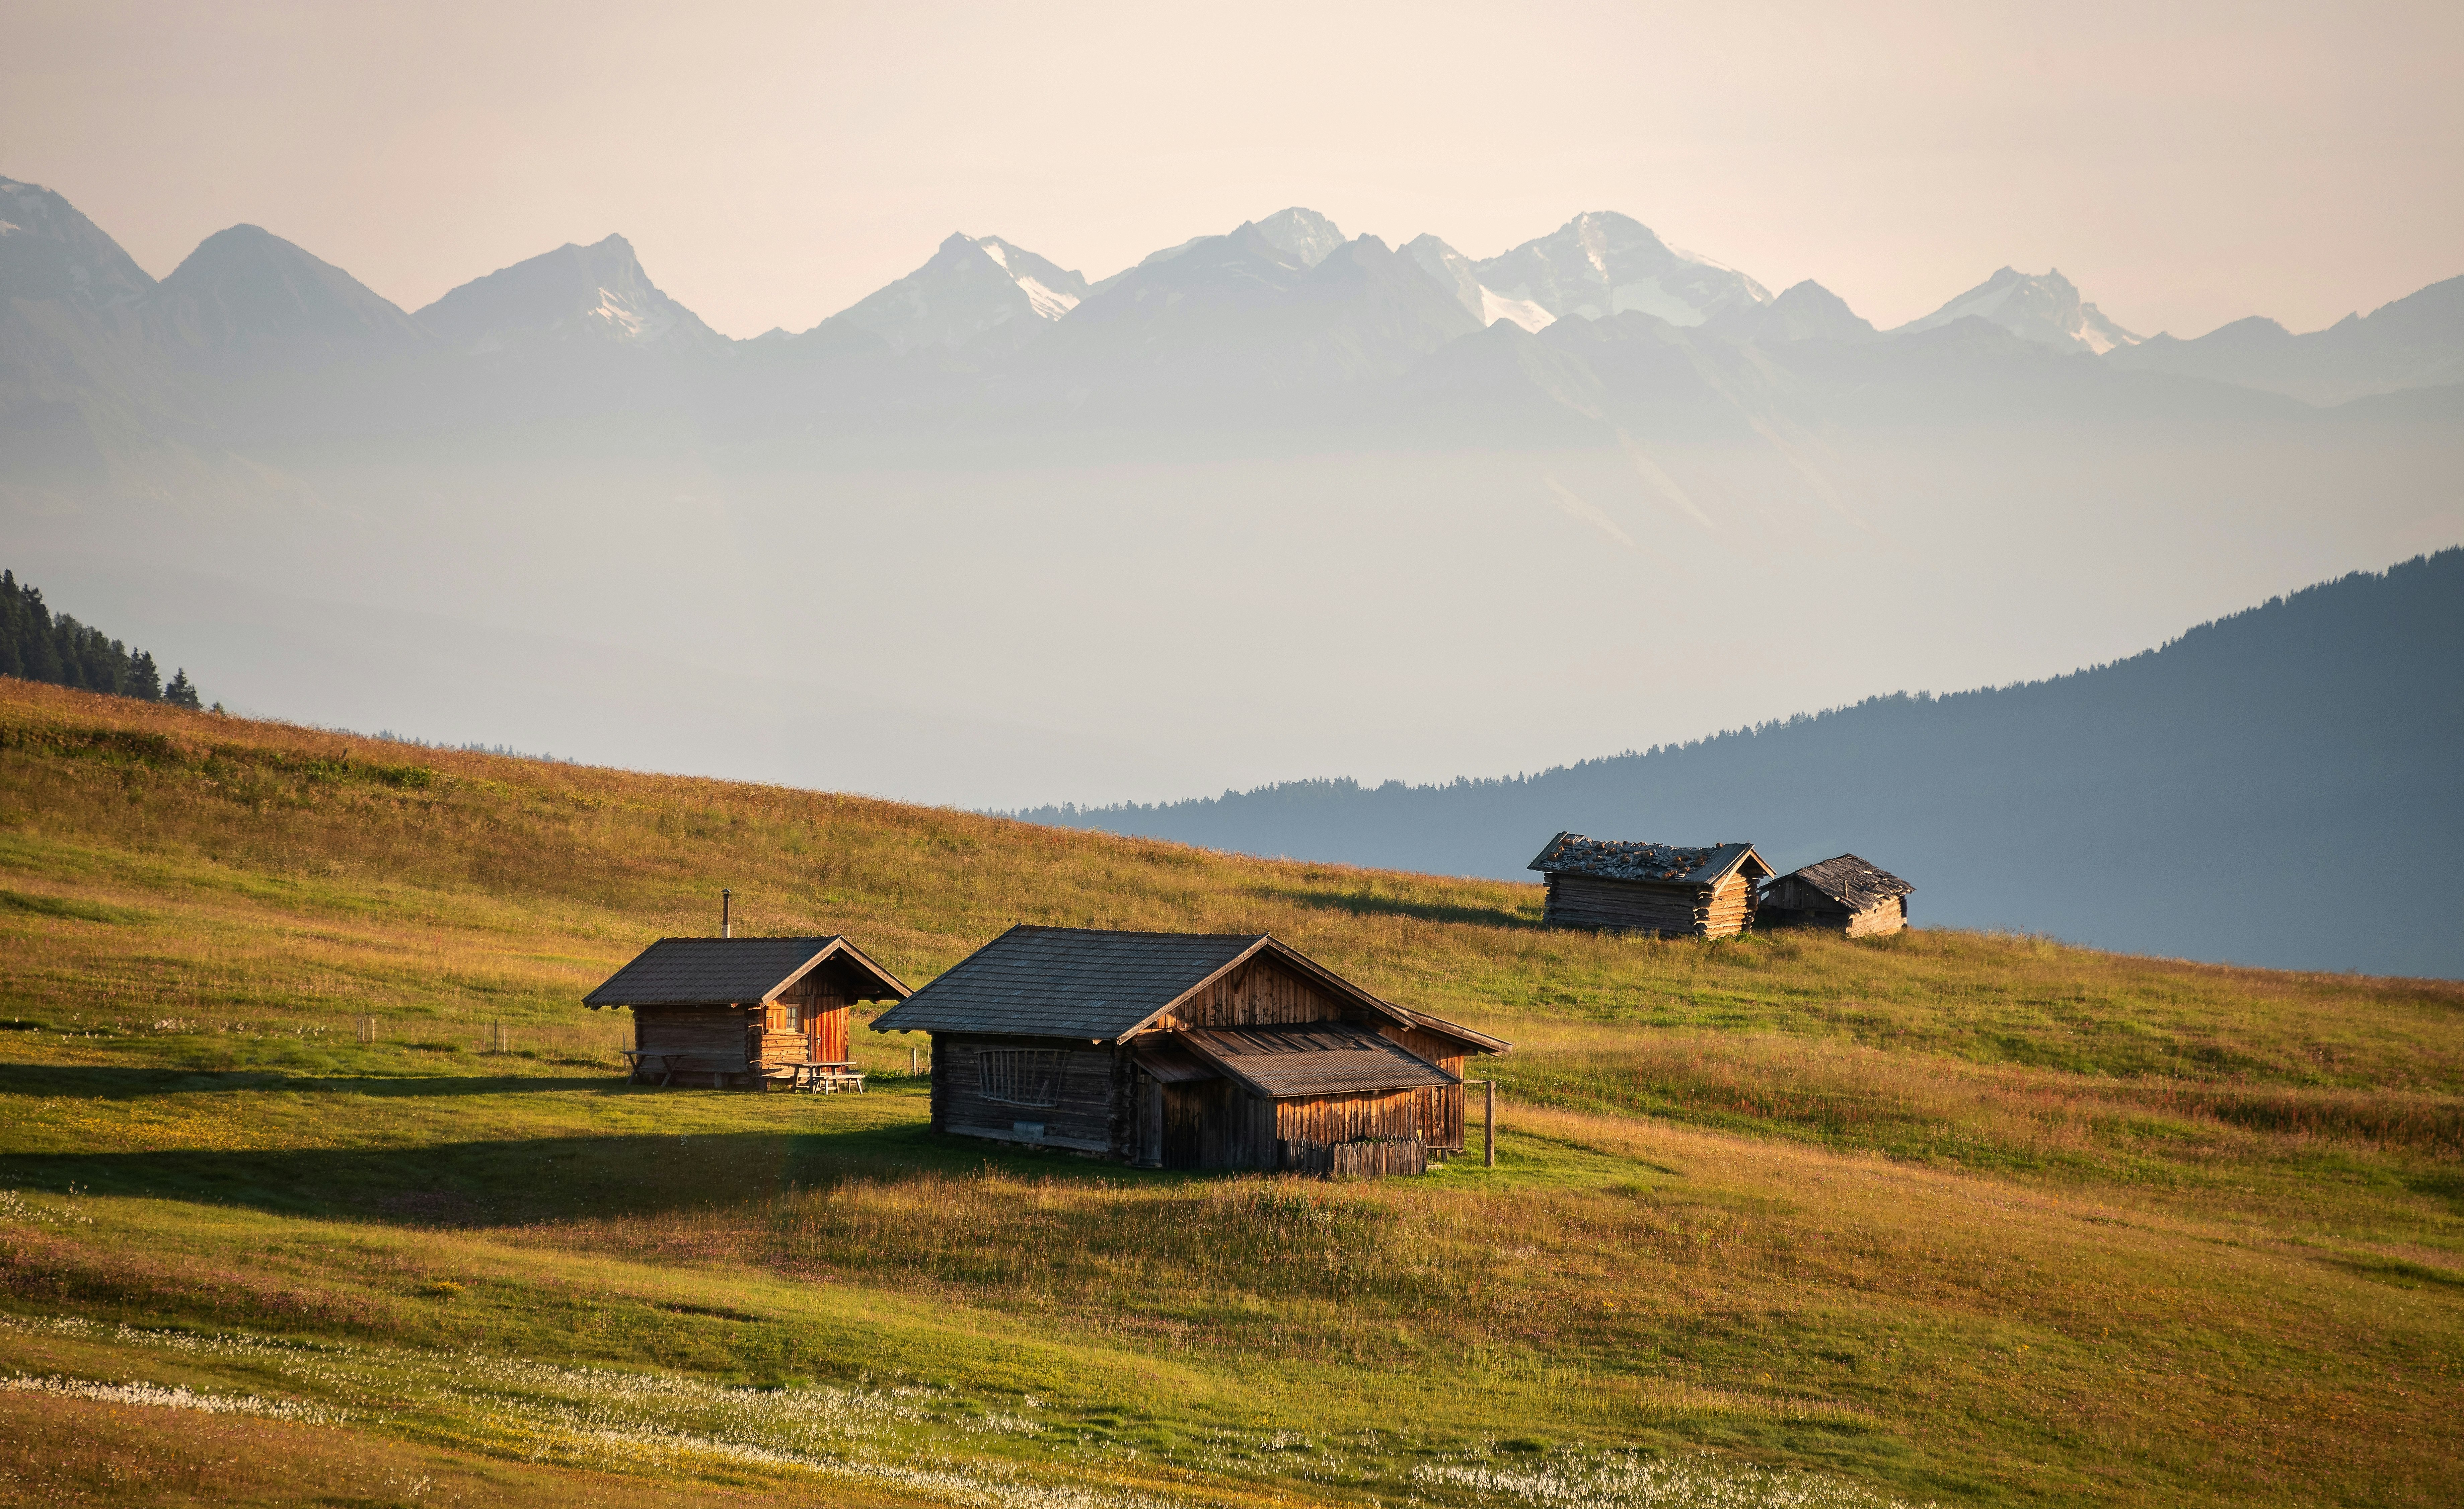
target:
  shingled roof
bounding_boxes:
[583,936,909,1008]
[870,928,1256,1039]
[1528,833,1771,887]
[1180,1023,1459,1098]
[1774,854,1913,912]
[868,925,1503,1050]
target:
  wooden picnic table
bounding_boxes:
[619,1048,682,1086]
[783,1060,866,1094]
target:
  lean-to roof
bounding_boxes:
[1179,1023,1459,1098]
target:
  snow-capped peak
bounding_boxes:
[1253,208,1347,269]
[416,234,728,355]
[1403,234,1555,333]
[817,232,1089,354]
[1471,211,1770,327]
[972,236,1081,321]
[1895,267,2142,354]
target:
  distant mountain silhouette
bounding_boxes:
[2107,274,2464,405]
[1022,550,2464,978]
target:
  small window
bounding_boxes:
[979,1049,1064,1107]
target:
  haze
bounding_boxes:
[7,0,2460,342]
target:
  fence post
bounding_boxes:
[910,1045,918,1079]
[1484,1079,1497,1168]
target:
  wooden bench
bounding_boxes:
[782,1060,866,1094]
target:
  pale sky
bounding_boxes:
[6,0,2459,341]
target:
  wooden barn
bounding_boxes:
[1759,854,1913,938]
[868,926,1508,1174]
[1529,832,1773,939]
[584,936,909,1089]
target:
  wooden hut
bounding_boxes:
[1758,854,1913,937]
[869,926,1507,1173]
[1528,832,1773,938]
[584,936,909,1088]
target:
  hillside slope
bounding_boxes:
[0,678,2459,1507]
[1026,549,2464,978]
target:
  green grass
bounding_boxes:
[0,677,2459,1508]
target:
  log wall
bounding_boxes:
[931,1033,1123,1153]
[756,974,850,1072]
[1543,873,1755,939]
[634,1004,756,1087]
[1758,890,1907,939]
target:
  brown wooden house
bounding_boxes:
[584,936,909,1088]
[869,926,1507,1173]
[1529,832,1773,938]
[1759,854,1913,937]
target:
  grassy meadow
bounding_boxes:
[0,677,2458,1507]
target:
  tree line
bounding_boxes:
[1,570,204,709]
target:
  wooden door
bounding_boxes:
[807,1006,848,1064]
[1135,1075,1164,1167]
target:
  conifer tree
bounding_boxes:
[165,669,201,710]
[0,568,200,708]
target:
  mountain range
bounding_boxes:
[3,173,2459,964]
[8,173,2460,484]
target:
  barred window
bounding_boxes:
[978,1049,1064,1107]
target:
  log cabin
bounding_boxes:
[1758,854,1913,938]
[868,926,1508,1174]
[584,936,910,1088]
[1528,832,1773,939]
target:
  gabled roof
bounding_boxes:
[1179,1024,1459,1098]
[1772,854,1913,912]
[870,927,1262,1040]
[583,936,910,1008]
[867,925,1505,1053]
[1528,833,1772,887]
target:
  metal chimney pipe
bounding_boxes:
[722,888,731,938]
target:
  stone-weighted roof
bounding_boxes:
[1774,854,1913,912]
[1527,833,1770,887]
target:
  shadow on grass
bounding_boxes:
[0,1061,623,1100]
[0,1122,1191,1227]
[1265,884,1539,931]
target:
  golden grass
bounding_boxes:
[2,676,2461,1508]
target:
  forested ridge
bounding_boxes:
[0,569,201,709]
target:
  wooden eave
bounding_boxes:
[794,935,914,1003]
[587,936,912,1011]
[1387,1004,1511,1055]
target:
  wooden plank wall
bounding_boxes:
[1275,1089,1424,1147]
[1157,958,1343,1030]
[932,1033,1122,1154]
[1544,873,1754,939]
[1374,1026,1468,1151]
[758,974,850,1071]
[1286,1138,1427,1177]
[634,1004,754,1086]
[1162,1079,1279,1169]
